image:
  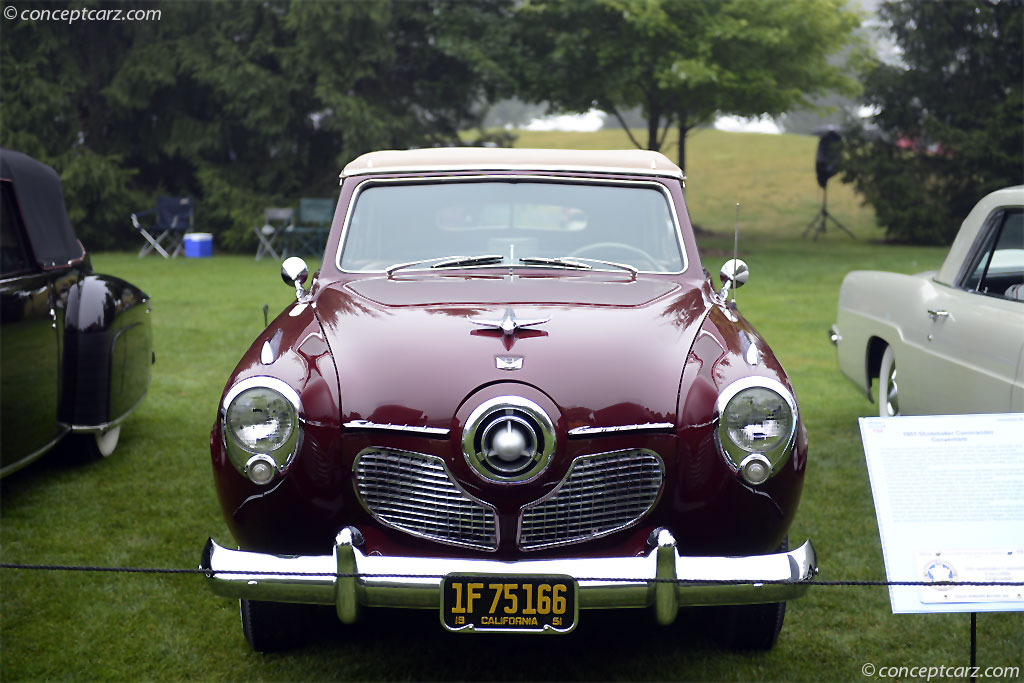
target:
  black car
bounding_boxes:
[1,149,153,476]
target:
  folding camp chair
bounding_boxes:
[282,198,334,257]
[131,196,194,258]
[254,207,293,261]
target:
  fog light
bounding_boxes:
[246,455,277,485]
[739,454,772,485]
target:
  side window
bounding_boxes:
[0,182,33,278]
[961,208,1024,300]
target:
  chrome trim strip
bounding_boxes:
[335,175,688,277]
[202,530,817,621]
[0,427,71,478]
[567,422,674,437]
[343,420,449,437]
[69,389,149,434]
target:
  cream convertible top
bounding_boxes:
[341,148,684,181]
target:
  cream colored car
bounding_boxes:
[831,186,1024,416]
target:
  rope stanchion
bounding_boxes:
[2,563,1024,587]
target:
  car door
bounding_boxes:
[916,208,1024,414]
[0,181,63,474]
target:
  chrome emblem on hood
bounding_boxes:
[468,307,550,338]
[496,355,523,371]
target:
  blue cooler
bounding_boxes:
[184,232,213,258]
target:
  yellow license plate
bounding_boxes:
[441,575,578,633]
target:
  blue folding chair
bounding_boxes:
[131,196,194,258]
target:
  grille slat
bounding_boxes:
[519,449,663,550]
[355,449,498,551]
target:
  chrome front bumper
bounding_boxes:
[201,528,817,626]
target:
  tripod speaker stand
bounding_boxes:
[803,182,856,240]
[803,127,855,241]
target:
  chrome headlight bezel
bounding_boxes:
[713,376,798,482]
[221,376,303,483]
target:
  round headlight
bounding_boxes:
[715,377,797,478]
[721,386,792,454]
[225,386,297,453]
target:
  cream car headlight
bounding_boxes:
[221,377,302,484]
[714,377,797,485]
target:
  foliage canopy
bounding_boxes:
[511,0,862,173]
[1,0,515,249]
[842,0,1024,244]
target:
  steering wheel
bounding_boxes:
[569,242,661,271]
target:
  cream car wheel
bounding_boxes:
[878,346,899,417]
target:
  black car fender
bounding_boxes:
[61,274,153,428]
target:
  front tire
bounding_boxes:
[240,599,310,653]
[878,346,900,417]
[716,599,786,651]
[713,537,787,650]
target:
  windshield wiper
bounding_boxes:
[386,254,504,277]
[518,256,592,270]
[519,256,638,279]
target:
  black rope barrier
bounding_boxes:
[2,563,1023,587]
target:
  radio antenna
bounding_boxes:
[732,203,740,304]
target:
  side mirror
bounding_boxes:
[719,258,749,299]
[281,256,309,301]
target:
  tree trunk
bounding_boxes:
[676,127,688,176]
[676,115,691,176]
[646,103,662,151]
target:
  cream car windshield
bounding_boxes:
[338,180,685,273]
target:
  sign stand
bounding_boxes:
[970,612,977,683]
[859,414,1024,676]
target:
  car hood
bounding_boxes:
[314,272,712,432]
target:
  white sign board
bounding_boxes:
[859,413,1024,614]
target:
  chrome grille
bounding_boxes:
[519,449,663,550]
[354,448,498,551]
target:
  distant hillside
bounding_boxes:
[509,128,880,239]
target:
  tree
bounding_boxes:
[512,0,861,173]
[842,0,1023,244]
[1,1,516,250]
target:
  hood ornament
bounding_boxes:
[468,307,550,338]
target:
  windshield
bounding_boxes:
[338,180,685,273]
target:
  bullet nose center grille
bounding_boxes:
[519,449,664,550]
[354,448,498,551]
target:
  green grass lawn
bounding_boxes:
[2,130,1021,680]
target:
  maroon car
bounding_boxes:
[202,148,816,651]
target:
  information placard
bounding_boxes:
[859,413,1024,614]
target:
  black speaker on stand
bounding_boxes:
[803,127,855,240]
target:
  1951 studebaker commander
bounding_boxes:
[1,149,153,476]
[831,185,1024,416]
[201,148,817,652]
